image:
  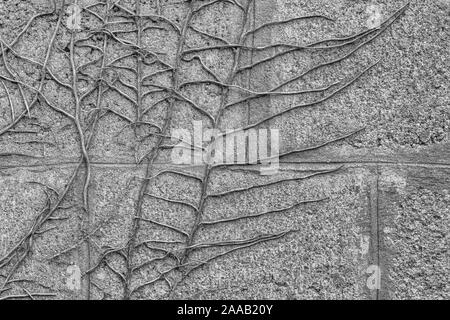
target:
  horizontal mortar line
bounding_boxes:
[1,159,450,170]
[280,160,450,168]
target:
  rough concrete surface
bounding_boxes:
[0,0,448,300]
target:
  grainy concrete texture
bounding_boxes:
[0,0,448,300]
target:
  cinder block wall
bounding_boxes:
[0,0,448,300]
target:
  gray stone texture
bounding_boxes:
[0,0,448,300]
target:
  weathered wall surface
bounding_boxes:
[0,0,448,300]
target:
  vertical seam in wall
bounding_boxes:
[368,165,380,300]
[376,165,380,300]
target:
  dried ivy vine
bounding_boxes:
[0,0,409,299]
